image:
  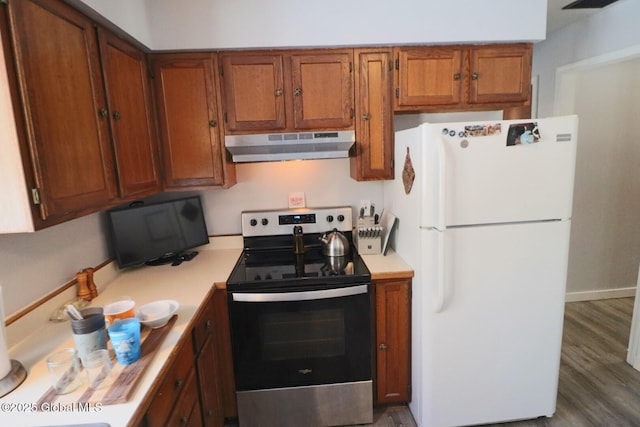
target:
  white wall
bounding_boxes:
[534,0,640,117]
[201,159,382,235]
[533,0,640,296]
[0,214,109,317]
[144,0,546,50]
[75,0,153,47]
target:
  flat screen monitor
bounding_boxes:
[106,196,210,268]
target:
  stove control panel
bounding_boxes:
[241,207,352,237]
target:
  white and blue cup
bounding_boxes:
[107,317,141,365]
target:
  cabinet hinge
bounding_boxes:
[349,62,353,73]
[395,58,399,70]
[350,108,354,119]
[219,64,224,77]
[389,60,393,72]
[31,188,41,205]
[395,87,399,98]
[147,63,154,79]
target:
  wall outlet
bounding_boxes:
[289,192,305,208]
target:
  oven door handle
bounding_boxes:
[231,284,369,302]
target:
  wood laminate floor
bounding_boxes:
[228,298,640,427]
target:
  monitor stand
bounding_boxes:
[145,251,199,267]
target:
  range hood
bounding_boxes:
[225,130,355,162]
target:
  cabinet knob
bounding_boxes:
[275,88,283,96]
[379,343,388,350]
[113,111,121,120]
[293,87,302,96]
[362,114,371,121]
[205,319,212,330]
[175,378,184,389]
[471,72,479,80]
[209,120,217,127]
[98,108,108,118]
[180,416,188,426]
[453,73,461,81]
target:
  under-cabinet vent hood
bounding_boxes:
[225,130,355,162]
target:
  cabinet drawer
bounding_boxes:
[192,298,215,355]
[166,369,202,427]
[146,338,195,426]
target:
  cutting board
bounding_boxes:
[36,315,177,408]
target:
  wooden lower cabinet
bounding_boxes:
[144,337,197,426]
[143,286,232,427]
[373,277,411,404]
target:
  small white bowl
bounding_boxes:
[136,300,179,329]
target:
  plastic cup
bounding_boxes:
[46,348,84,395]
[103,296,135,327]
[107,318,141,365]
[84,349,113,390]
[70,307,107,366]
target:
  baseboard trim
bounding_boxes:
[565,287,637,302]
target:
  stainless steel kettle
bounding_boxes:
[319,228,350,257]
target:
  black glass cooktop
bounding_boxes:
[226,244,371,291]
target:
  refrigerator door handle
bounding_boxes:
[437,137,447,231]
[434,231,446,313]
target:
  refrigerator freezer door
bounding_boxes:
[421,115,578,228]
[419,220,570,426]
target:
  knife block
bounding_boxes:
[355,216,382,255]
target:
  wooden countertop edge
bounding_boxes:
[371,270,414,281]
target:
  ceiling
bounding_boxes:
[546,0,610,34]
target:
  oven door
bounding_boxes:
[228,283,372,391]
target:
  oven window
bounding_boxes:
[228,286,371,391]
[260,309,345,361]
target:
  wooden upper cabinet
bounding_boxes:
[5,0,117,223]
[152,53,233,190]
[352,48,394,181]
[290,51,354,130]
[394,43,532,112]
[395,46,463,108]
[220,49,354,133]
[98,29,161,198]
[220,54,285,132]
[468,44,532,104]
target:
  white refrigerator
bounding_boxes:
[383,115,578,427]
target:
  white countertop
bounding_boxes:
[1,236,412,427]
[1,237,242,427]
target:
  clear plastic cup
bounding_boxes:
[84,349,113,389]
[46,348,83,394]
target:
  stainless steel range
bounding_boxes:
[226,207,373,427]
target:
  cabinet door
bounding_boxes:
[468,44,532,104]
[220,53,285,132]
[6,0,117,221]
[352,49,394,181]
[196,335,224,427]
[152,54,225,189]
[375,278,411,404]
[395,46,463,109]
[98,29,161,198]
[290,51,354,130]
